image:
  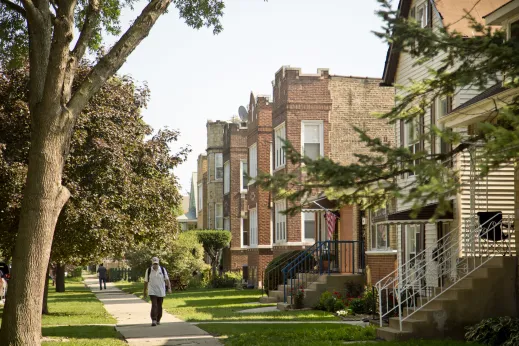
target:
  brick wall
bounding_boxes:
[328,77,395,165]
[196,154,207,229]
[247,94,273,247]
[206,121,226,229]
[223,122,248,253]
[366,254,397,284]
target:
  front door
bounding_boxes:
[405,224,423,287]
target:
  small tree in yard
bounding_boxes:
[195,230,231,279]
[125,232,207,287]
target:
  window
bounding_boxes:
[274,123,286,169]
[249,208,258,246]
[240,160,248,191]
[275,200,287,243]
[215,203,223,229]
[371,224,390,250]
[437,97,448,118]
[242,218,250,247]
[214,153,223,180]
[302,121,324,160]
[303,212,316,241]
[413,2,429,28]
[224,218,230,231]
[405,119,420,176]
[249,144,257,182]
[224,161,230,194]
[510,20,519,40]
[197,183,203,211]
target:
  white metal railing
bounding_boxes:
[376,213,515,331]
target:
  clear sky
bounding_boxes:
[114,0,390,194]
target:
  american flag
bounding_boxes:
[325,211,337,240]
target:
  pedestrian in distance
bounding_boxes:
[143,257,171,326]
[97,263,107,290]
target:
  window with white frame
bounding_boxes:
[510,20,519,40]
[240,160,248,191]
[274,123,286,169]
[197,183,203,211]
[302,121,324,160]
[214,153,223,180]
[275,200,287,242]
[249,144,257,182]
[371,224,390,250]
[223,161,230,194]
[405,119,420,176]
[413,2,429,28]
[215,203,223,229]
[249,208,258,246]
[303,212,316,241]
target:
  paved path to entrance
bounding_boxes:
[84,275,221,346]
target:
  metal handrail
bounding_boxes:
[262,249,311,296]
[282,240,364,304]
[376,212,515,331]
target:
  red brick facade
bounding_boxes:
[223,122,249,270]
[246,93,274,284]
[366,254,397,284]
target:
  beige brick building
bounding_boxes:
[270,66,395,275]
[205,121,226,230]
[196,154,207,229]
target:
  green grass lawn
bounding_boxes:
[199,324,482,346]
[116,282,338,321]
[1,278,125,346]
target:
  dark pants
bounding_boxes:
[150,295,164,322]
[99,277,106,290]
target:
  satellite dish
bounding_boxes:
[238,106,248,121]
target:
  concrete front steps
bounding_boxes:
[376,256,518,341]
[259,272,365,309]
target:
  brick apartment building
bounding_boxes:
[270,66,395,277]
[196,153,207,229]
[222,120,249,270]
[205,121,226,230]
[245,93,274,286]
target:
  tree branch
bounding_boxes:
[71,0,100,61]
[0,0,26,17]
[67,0,172,115]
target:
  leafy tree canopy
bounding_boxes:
[194,230,231,276]
[258,0,519,219]
[0,64,189,264]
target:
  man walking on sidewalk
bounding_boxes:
[97,263,107,290]
[144,257,171,326]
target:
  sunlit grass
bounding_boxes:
[116,282,338,321]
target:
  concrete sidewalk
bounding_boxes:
[84,275,221,346]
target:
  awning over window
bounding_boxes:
[301,196,340,213]
[375,202,454,225]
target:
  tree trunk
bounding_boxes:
[0,128,70,345]
[55,263,65,293]
[42,263,50,315]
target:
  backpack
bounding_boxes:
[146,266,168,289]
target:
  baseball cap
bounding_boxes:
[151,257,159,264]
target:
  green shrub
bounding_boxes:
[211,272,243,288]
[349,298,365,315]
[363,286,377,314]
[344,281,364,298]
[334,298,346,312]
[125,232,206,287]
[465,317,519,346]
